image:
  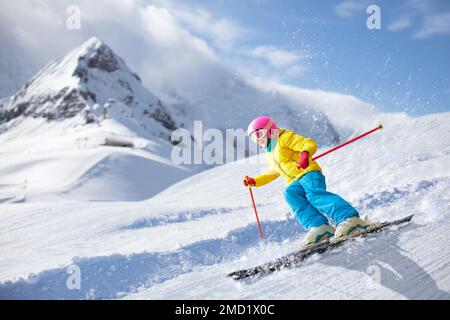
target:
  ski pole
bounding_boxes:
[248,186,265,241]
[312,124,383,161]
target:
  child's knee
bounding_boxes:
[283,183,300,201]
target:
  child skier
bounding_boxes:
[244,116,369,247]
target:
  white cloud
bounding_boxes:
[150,1,248,51]
[388,17,413,32]
[245,45,310,78]
[385,0,450,39]
[285,64,308,78]
[334,1,366,19]
[248,46,307,68]
[413,12,450,38]
[407,0,433,13]
[210,19,246,50]
[244,46,310,78]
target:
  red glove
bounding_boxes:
[243,176,256,187]
[297,151,310,169]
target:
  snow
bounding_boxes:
[0,109,449,299]
[0,37,449,300]
[0,117,191,202]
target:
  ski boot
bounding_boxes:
[333,216,371,240]
[301,224,336,249]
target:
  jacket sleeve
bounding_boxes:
[281,130,318,155]
[253,170,280,187]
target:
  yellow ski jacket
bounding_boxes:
[254,129,322,186]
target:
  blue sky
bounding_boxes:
[165,0,450,115]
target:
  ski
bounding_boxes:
[227,214,414,280]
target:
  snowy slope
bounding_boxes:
[0,116,191,202]
[0,111,449,299]
[0,37,196,202]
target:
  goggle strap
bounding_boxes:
[263,119,274,131]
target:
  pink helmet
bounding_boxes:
[247,116,278,139]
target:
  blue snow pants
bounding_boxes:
[284,171,359,229]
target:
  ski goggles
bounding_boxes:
[249,129,267,143]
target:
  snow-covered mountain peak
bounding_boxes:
[0,37,178,139]
[22,36,142,101]
[71,36,141,83]
[73,36,107,60]
[18,37,125,95]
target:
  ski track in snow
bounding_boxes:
[118,179,442,231]
[0,217,300,299]
[0,176,448,299]
[120,206,248,230]
[355,178,441,211]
